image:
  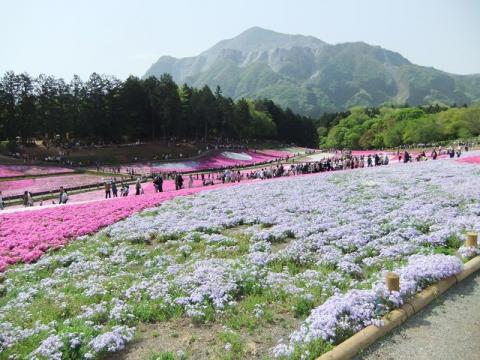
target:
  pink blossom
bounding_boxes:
[0,174,105,197]
[0,165,73,178]
[0,181,236,271]
[121,150,292,174]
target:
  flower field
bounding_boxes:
[0,157,479,359]
[0,181,235,271]
[0,165,73,178]
[124,150,292,174]
[44,177,209,204]
[0,174,105,197]
[458,155,480,164]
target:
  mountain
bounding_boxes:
[144,27,480,117]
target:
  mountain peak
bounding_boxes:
[202,26,326,57]
[239,26,276,36]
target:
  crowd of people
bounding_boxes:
[19,187,70,207]
[103,178,145,198]
[399,145,465,162]
[1,144,473,211]
[245,153,389,179]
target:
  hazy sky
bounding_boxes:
[1,0,479,80]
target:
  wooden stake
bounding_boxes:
[466,232,478,247]
[386,272,400,292]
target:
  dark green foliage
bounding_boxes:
[287,339,335,360]
[0,72,318,147]
[293,297,315,318]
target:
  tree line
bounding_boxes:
[0,72,319,147]
[319,104,480,149]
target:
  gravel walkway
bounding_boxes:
[358,271,480,360]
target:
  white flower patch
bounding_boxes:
[458,245,480,259]
[221,151,252,161]
[0,321,52,350]
[88,325,135,353]
[274,254,463,357]
[174,259,241,309]
[77,302,107,319]
[29,334,64,360]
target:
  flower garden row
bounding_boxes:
[0,156,479,359]
[0,174,107,198]
[0,181,235,271]
[0,149,295,198]
[122,149,293,174]
[0,165,73,178]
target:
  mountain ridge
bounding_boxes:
[144,27,480,117]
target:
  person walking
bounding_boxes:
[23,191,29,207]
[153,175,163,192]
[383,154,389,165]
[59,187,69,204]
[135,178,141,195]
[59,187,64,204]
[175,173,181,190]
[61,190,68,204]
[448,147,455,158]
[105,181,111,199]
[112,182,118,198]
[177,174,184,190]
[27,191,34,207]
[158,175,163,192]
[0,191,4,210]
[188,174,193,188]
[456,145,462,158]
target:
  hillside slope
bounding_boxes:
[145,27,480,117]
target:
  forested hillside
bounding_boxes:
[319,104,480,149]
[0,72,318,147]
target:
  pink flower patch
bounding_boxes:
[0,181,236,272]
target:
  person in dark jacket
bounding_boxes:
[135,178,141,195]
[154,175,163,192]
[112,182,118,197]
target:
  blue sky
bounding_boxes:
[1,0,479,79]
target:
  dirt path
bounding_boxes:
[358,271,480,360]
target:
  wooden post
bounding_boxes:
[386,272,400,292]
[0,274,5,297]
[466,232,478,247]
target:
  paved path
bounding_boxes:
[358,271,480,360]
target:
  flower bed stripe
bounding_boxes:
[0,181,238,272]
[0,165,73,178]
[457,155,480,165]
[122,150,292,174]
[0,174,106,198]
